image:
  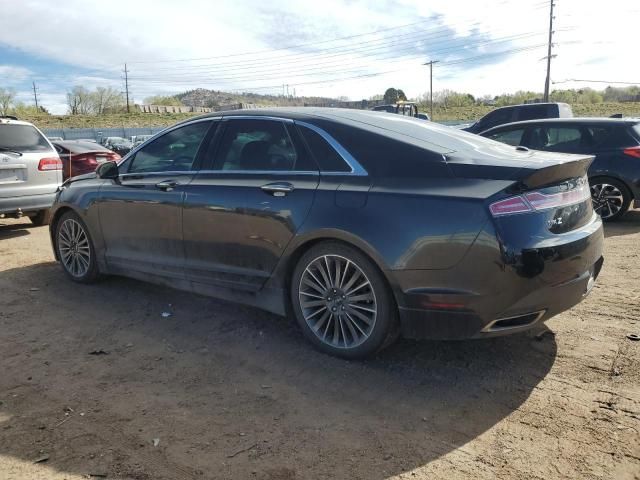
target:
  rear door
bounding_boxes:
[183,117,319,290]
[0,123,60,200]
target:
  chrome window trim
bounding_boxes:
[220,115,294,123]
[119,170,198,179]
[294,121,367,176]
[195,170,319,176]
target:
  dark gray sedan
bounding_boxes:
[49,108,603,358]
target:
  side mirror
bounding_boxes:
[96,161,119,179]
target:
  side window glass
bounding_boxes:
[478,108,513,131]
[128,121,211,173]
[545,127,582,152]
[518,106,548,121]
[488,129,525,146]
[214,120,299,171]
[298,126,351,172]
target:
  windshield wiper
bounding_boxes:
[0,147,23,156]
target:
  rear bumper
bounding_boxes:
[393,214,604,340]
[0,192,56,215]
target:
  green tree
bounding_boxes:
[383,88,399,104]
[0,87,16,115]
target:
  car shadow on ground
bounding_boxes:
[0,262,557,479]
[0,219,34,240]
[604,209,640,238]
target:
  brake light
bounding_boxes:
[623,146,640,158]
[38,157,62,171]
[490,181,591,217]
[489,197,532,216]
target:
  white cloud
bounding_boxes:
[0,0,637,108]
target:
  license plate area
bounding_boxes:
[0,168,25,183]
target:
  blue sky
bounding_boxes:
[1,0,637,114]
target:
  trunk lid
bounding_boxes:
[445,146,594,190]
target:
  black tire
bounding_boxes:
[29,209,50,226]
[589,177,632,222]
[55,211,100,283]
[290,241,398,359]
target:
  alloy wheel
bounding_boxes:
[58,218,91,278]
[298,254,377,349]
[590,183,624,220]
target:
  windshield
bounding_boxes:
[0,124,51,152]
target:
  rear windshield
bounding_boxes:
[58,141,111,153]
[0,124,51,152]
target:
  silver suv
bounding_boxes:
[0,117,62,225]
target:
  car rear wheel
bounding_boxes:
[29,209,50,226]
[55,211,100,283]
[589,177,631,222]
[291,242,397,359]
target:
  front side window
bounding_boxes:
[128,121,211,173]
[488,128,525,146]
[214,119,304,171]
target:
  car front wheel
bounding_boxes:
[55,211,100,283]
[291,242,397,359]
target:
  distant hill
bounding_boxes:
[175,88,337,108]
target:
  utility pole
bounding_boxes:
[123,63,130,113]
[543,0,555,102]
[423,60,439,120]
[32,81,39,110]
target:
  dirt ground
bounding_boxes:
[0,212,639,480]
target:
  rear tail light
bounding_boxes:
[623,146,640,158]
[490,180,590,217]
[38,157,63,171]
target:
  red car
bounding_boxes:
[53,140,121,180]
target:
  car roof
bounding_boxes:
[185,107,516,155]
[0,117,37,127]
[481,117,640,133]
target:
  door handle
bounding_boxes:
[261,182,294,197]
[156,180,178,191]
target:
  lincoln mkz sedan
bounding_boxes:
[49,108,604,358]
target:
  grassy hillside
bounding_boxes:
[22,102,640,130]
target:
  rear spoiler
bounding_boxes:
[519,155,594,190]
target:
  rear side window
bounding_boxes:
[527,126,583,152]
[487,128,525,146]
[476,108,514,131]
[214,119,315,172]
[0,124,50,152]
[517,105,551,121]
[298,125,351,172]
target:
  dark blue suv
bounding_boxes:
[481,117,640,221]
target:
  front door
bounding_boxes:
[183,117,319,290]
[98,120,213,278]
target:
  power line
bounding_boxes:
[553,79,640,86]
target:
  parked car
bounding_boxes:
[102,137,133,156]
[0,117,62,225]
[463,102,573,134]
[49,108,603,358]
[130,134,154,147]
[372,102,430,120]
[480,117,640,221]
[52,140,121,180]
